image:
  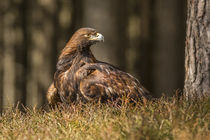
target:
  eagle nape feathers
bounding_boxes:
[47,27,151,107]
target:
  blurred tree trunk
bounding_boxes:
[128,0,186,96]
[0,30,2,112]
[137,0,154,92]
[0,2,4,112]
[26,0,55,107]
[0,0,83,109]
[1,0,29,108]
[153,0,186,96]
[83,0,127,68]
[127,0,154,94]
[111,0,128,69]
[55,0,83,53]
[71,0,84,33]
[2,0,18,108]
[26,0,83,107]
[184,0,210,98]
[15,0,27,107]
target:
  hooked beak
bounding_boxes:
[89,33,104,42]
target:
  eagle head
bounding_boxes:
[68,27,104,51]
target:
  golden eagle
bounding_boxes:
[47,28,150,106]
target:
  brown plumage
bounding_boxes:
[47,27,150,106]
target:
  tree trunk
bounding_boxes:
[153,0,186,96]
[0,0,27,109]
[126,0,154,94]
[127,0,186,97]
[15,0,28,107]
[2,0,17,108]
[83,0,127,68]
[184,0,210,98]
[0,2,4,112]
[26,0,82,107]
[26,0,58,107]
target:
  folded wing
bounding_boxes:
[75,63,150,103]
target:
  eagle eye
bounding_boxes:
[84,34,89,38]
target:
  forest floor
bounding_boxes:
[0,96,209,140]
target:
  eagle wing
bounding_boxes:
[46,83,61,107]
[75,63,150,103]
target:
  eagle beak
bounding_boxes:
[89,33,104,42]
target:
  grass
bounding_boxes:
[0,96,209,140]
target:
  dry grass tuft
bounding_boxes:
[0,96,209,140]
